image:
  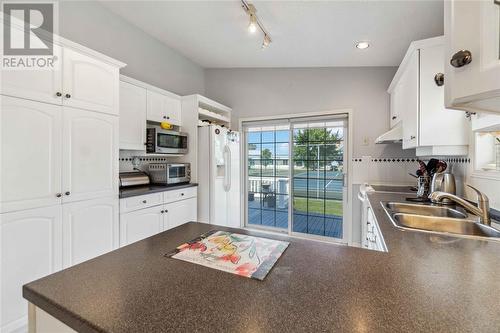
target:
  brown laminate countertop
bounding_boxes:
[23,192,500,332]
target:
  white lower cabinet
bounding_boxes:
[363,206,387,252]
[119,188,198,247]
[1,206,63,333]
[1,197,120,333]
[119,205,164,246]
[165,197,197,230]
[62,197,119,267]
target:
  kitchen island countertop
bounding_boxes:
[23,192,500,332]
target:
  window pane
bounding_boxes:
[276,194,289,212]
[293,196,307,215]
[247,132,261,143]
[306,128,327,143]
[262,131,274,143]
[275,160,289,177]
[307,197,325,216]
[248,208,261,225]
[261,210,275,227]
[293,160,307,178]
[276,130,289,142]
[261,143,275,158]
[248,159,261,177]
[307,215,325,236]
[248,143,260,157]
[248,178,261,193]
[326,127,343,141]
[261,160,275,176]
[276,142,289,158]
[275,179,289,194]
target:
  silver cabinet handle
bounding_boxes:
[450,50,472,68]
[56,193,62,198]
[410,135,416,140]
[65,93,71,99]
[142,200,147,203]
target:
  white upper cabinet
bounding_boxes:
[389,37,469,155]
[419,43,469,148]
[147,90,181,126]
[62,197,119,267]
[1,45,123,116]
[400,50,419,149]
[62,48,120,115]
[1,44,63,105]
[1,206,63,333]
[444,0,500,113]
[62,107,118,203]
[119,81,147,150]
[1,97,62,213]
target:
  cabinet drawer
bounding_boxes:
[164,187,197,203]
[120,193,163,213]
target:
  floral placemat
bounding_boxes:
[166,230,289,280]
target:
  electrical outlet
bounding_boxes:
[362,137,370,146]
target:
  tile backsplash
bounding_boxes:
[352,156,469,195]
[119,150,171,172]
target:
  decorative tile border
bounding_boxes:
[352,157,470,163]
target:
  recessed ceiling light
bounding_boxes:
[356,42,370,49]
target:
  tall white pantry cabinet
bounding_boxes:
[0,35,125,332]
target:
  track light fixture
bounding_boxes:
[241,0,272,49]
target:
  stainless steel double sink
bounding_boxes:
[382,202,500,240]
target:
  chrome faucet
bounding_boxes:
[429,185,490,225]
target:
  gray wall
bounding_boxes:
[205,67,415,158]
[58,1,205,95]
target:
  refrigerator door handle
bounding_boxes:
[223,145,231,192]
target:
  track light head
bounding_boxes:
[262,34,271,49]
[248,14,257,33]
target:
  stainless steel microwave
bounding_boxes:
[146,127,188,154]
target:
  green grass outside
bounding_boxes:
[293,197,343,216]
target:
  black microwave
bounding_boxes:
[146,127,188,154]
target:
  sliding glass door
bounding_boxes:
[246,125,290,230]
[244,115,348,242]
[291,119,345,239]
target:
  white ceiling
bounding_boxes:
[100,0,444,68]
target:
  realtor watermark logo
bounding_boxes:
[1,2,58,70]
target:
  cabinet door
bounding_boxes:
[1,206,62,333]
[119,81,147,150]
[146,90,166,123]
[1,44,63,105]
[164,197,197,231]
[419,44,468,147]
[389,86,401,128]
[168,97,182,126]
[119,205,164,246]
[444,0,500,113]
[401,50,420,149]
[62,197,119,267]
[62,47,119,115]
[146,90,181,126]
[62,107,118,203]
[1,97,62,213]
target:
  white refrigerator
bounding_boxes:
[197,125,241,227]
